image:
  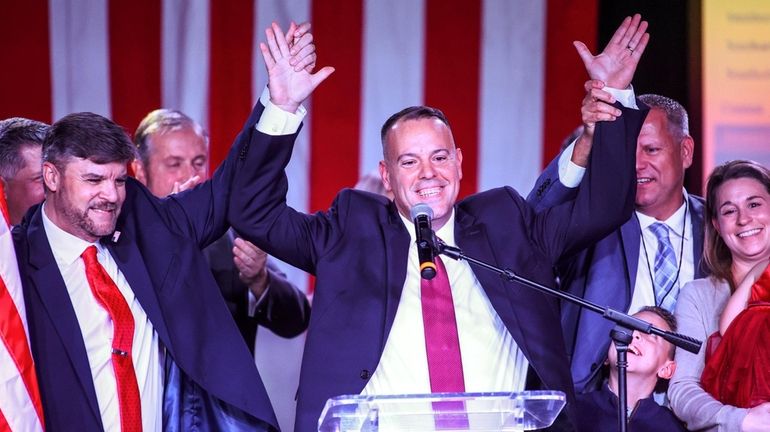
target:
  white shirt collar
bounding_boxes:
[635,189,690,240]
[41,202,101,268]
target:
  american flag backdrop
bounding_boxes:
[1,1,598,430]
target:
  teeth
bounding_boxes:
[738,228,761,238]
[418,187,441,198]
[637,178,652,184]
[629,345,641,355]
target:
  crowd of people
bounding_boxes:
[1,12,768,432]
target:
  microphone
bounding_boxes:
[410,203,437,280]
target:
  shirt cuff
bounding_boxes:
[255,86,307,135]
[247,284,270,317]
[557,140,586,188]
[605,85,638,109]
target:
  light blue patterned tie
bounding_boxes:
[648,222,679,311]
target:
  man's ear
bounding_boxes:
[131,160,148,185]
[657,359,676,380]
[42,162,60,192]
[379,160,392,192]
[680,136,694,170]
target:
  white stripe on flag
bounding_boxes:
[478,0,545,193]
[162,0,210,128]
[253,5,313,432]
[49,0,112,120]
[359,0,427,175]
[255,1,312,291]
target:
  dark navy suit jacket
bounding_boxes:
[204,231,310,353]
[229,104,647,431]
[13,103,283,431]
[527,116,706,394]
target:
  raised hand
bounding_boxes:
[581,79,621,137]
[574,14,649,89]
[570,79,622,167]
[260,22,334,113]
[286,21,317,72]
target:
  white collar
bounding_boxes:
[635,189,690,240]
[41,202,101,268]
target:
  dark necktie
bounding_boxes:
[82,245,142,432]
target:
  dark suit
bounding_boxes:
[13,103,281,431]
[527,139,706,394]
[229,104,646,431]
[203,230,310,352]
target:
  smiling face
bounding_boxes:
[712,177,770,268]
[607,310,675,378]
[43,157,127,242]
[635,108,693,220]
[133,127,208,197]
[379,117,463,230]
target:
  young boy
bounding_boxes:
[574,306,686,431]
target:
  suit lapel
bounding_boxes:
[620,216,641,307]
[453,208,533,361]
[382,203,410,353]
[103,230,173,352]
[26,212,103,422]
[689,196,707,278]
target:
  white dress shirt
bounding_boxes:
[42,205,163,431]
[362,211,529,395]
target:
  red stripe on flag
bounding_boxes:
[108,0,162,134]
[0,183,44,428]
[0,408,8,431]
[543,0,598,165]
[0,277,45,427]
[209,0,254,171]
[0,0,52,122]
[309,0,364,213]
[424,0,482,199]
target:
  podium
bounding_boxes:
[318,390,565,431]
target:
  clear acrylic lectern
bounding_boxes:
[318,390,565,431]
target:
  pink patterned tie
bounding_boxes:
[421,255,465,391]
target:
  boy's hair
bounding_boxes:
[637,305,677,358]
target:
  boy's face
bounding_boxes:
[607,311,676,379]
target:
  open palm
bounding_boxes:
[260,23,333,113]
[574,14,649,89]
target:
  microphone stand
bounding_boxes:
[436,241,701,432]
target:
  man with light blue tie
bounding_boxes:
[529,91,707,394]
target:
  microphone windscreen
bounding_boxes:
[410,203,433,221]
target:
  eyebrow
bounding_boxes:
[719,195,766,209]
[396,148,451,161]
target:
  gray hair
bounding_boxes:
[133,109,208,165]
[638,94,690,142]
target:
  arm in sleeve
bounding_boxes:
[249,260,310,338]
[528,102,648,262]
[668,282,748,431]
